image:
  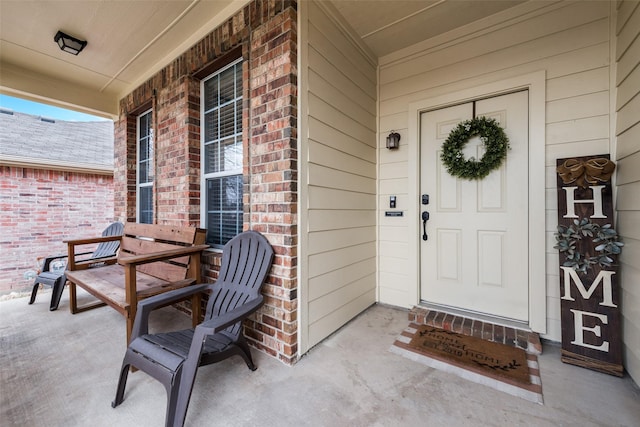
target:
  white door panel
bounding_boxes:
[420,91,529,321]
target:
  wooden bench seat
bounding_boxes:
[64,223,208,344]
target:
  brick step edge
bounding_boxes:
[409,306,542,355]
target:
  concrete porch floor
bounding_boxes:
[1,290,639,427]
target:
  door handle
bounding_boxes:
[422,211,430,241]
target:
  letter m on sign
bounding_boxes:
[560,267,617,308]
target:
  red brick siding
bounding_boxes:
[113,115,136,222]
[246,3,298,363]
[154,77,202,224]
[113,0,298,364]
[0,166,114,293]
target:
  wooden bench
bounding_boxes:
[64,223,208,344]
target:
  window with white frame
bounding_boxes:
[201,59,243,247]
[137,109,154,224]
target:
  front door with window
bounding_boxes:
[419,91,529,322]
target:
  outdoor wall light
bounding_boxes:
[54,31,87,55]
[386,131,401,150]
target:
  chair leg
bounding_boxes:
[164,376,181,427]
[236,337,257,371]
[111,361,131,408]
[28,280,40,305]
[49,275,66,311]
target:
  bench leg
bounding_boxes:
[68,280,107,314]
[69,280,78,314]
[125,309,139,372]
[126,315,134,346]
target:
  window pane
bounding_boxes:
[139,137,148,161]
[235,99,242,131]
[207,178,221,211]
[221,137,242,171]
[219,103,235,138]
[223,174,242,210]
[206,213,221,245]
[219,67,235,103]
[140,160,148,183]
[221,213,242,243]
[139,186,153,224]
[204,110,218,143]
[235,65,242,93]
[204,142,219,174]
[206,175,242,246]
[203,77,219,111]
[139,114,150,138]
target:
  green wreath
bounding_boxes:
[440,116,510,180]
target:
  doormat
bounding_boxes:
[390,324,543,404]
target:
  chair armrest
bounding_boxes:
[138,284,210,311]
[74,254,118,269]
[118,244,209,266]
[130,284,211,340]
[195,296,264,336]
[41,254,69,272]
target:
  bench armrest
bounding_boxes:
[64,235,123,245]
[118,244,209,266]
[64,235,122,271]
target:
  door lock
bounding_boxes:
[421,211,430,241]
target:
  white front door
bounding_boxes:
[419,91,529,321]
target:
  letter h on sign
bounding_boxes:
[563,186,606,219]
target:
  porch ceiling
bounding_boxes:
[0,0,524,118]
[329,0,525,57]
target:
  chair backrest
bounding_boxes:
[91,222,124,259]
[205,230,274,339]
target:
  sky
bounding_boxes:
[0,94,109,122]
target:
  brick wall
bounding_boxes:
[0,166,114,294]
[113,0,298,364]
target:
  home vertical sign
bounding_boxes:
[555,155,623,376]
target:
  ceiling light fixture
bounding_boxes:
[54,31,87,55]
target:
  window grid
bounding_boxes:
[201,59,243,248]
[137,109,153,224]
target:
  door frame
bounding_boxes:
[407,71,547,333]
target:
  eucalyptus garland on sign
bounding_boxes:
[554,218,624,274]
[440,116,510,180]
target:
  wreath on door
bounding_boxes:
[440,116,510,180]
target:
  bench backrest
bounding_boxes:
[118,223,207,282]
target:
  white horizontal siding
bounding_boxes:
[615,0,640,386]
[377,0,614,343]
[300,1,378,352]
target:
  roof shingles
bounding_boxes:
[0,111,113,168]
